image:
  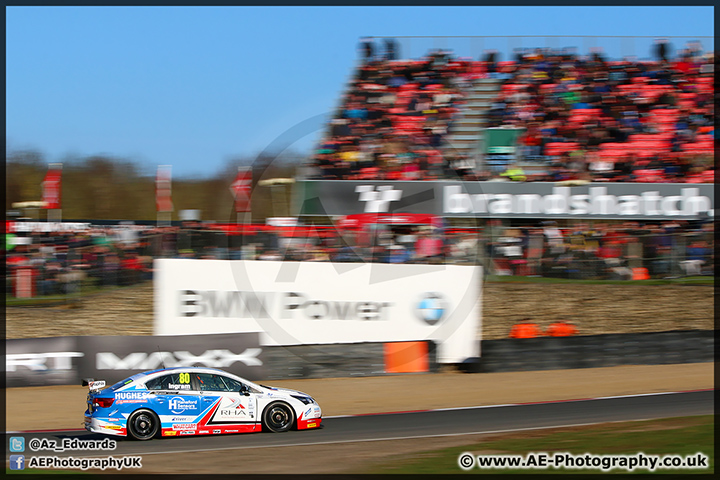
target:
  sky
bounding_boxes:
[6,6,715,179]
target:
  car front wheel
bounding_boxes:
[128,409,160,440]
[262,402,295,433]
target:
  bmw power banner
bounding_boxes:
[155,259,482,364]
[296,180,713,220]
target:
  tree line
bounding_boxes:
[5,149,301,222]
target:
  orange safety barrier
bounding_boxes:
[632,267,650,280]
[384,341,429,373]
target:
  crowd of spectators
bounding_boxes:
[486,219,713,279]
[306,39,714,183]
[309,41,475,181]
[6,217,712,298]
[485,42,715,183]
[6,225,160,297]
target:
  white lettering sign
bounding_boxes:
[155,260,482,364]
[443,186,713,217]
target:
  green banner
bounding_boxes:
[485,128,525,154]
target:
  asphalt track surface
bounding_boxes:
[9,390,713,457]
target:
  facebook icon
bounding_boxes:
[9,454,25,470]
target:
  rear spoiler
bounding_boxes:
[82,378,106,391]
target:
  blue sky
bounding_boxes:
[6,6,714,179]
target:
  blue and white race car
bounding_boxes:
[83,367,322,440]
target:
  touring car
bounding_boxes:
[83,367,322,440]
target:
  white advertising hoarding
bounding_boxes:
[155,259,482,364]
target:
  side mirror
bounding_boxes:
[239,385,250,396]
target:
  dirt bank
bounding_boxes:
[6,281,713,339]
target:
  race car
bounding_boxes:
[83,367,322,440]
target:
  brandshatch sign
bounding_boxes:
[297,180,713,220]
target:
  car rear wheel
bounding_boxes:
[262,402,295,433]
[128,409,160,440]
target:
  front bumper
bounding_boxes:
[297,404,322,430]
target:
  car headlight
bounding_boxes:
[291,395,315,405]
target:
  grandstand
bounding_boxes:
[306,36,714,183]
[5,36,715,300]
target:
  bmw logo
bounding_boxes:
[417,293,447,326]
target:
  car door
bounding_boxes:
[144,371,203,435]
[195,373,258,432]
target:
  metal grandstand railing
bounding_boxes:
[363,35,714,63]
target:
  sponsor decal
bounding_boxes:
[219,409,246,417]
[198,430,210,434]
[171,416,195,422]
[179,430,195,435]
[172,423,198,430]
[417,293,447,326]
[304,408,312,418]
[307,422,317,428]
[213,429,221,434]
[104,425,122,430]
[168,396,199,414]
[115,391,149,404]
[97,348,262,369]
[163,431,177,436]
[225,430,239,433]
[214,397,252,420]
[115,392,149,401]
[88,381,105,390]
[168,384,191,390]
[115,399,148,405]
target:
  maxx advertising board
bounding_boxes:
[297,180,714,220]
[155,259,482,364]
[6,333,265,388]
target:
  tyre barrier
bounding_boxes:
[462,330,715,373]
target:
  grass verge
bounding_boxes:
[357,415,713,474]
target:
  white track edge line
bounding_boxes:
[325,390,690,418]
[5,389,710,434]
[92,416,694,457]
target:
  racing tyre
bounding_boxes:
[262,402,295,433]
[128,409,160,441]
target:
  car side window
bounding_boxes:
[195,373,245,392]
[220,376,246,392]
[145,372,193,391]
